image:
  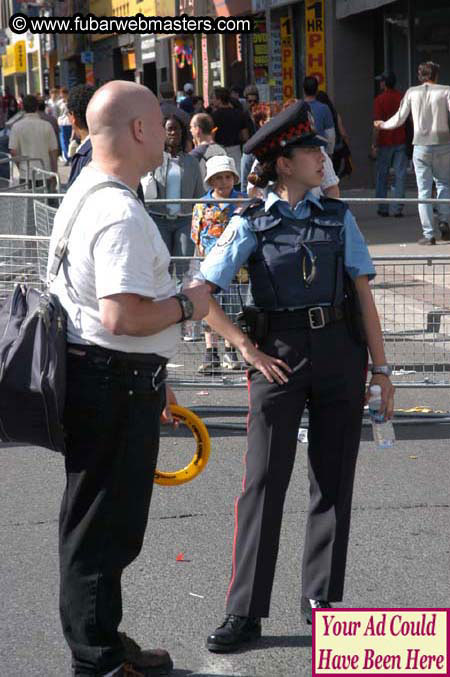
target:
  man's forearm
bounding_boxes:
[100,295,183,337]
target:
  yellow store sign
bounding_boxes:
[2,41,26,77]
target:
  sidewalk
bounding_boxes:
[342,188,450,256]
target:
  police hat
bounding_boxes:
[243,100,326,163]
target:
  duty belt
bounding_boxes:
[268,306,344,331]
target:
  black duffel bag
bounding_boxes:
[0,285,67,451]
[0,181,132,453]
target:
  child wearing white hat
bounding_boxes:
[191,155,246,373]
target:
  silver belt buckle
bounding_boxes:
[308,306,326,329]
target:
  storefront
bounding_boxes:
[337,0,450,89]
[1,40,26,98]
[383,0,450,89]
[249,0,304,103]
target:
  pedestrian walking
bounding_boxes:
[303,76,335,155]
[374,61,450,244]
[189,112,227,189]
[57,86,72,164]
[8,94,58,184]
[193,101,394,651]
[143,113,204,256]
[159,81,191,128]
[37,95,61,155]
[46,87,61,119]
[191,155,245,373]
[372,72,408,218]
[211,86,250,177]
[179,82,195,116]
[47,80,211,676]
[316,90,353,179]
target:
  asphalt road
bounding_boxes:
[1,386,449,677]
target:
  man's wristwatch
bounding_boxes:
[173,293,194,323]
[371,365,392,377]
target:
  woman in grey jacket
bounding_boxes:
[143,114,205,256]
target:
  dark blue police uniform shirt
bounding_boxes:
[199,190,376,293]
[66,137,92,189]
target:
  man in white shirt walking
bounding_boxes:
[375,61,450,245]
[8,94,58,183]
[47,80,210,677]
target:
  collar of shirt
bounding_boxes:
[77,136,91,155]
[24,113,40,119]
[205,187,241,211]
[264,188,324,218]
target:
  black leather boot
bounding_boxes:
[301,596,332,625]
[206,615,262,652]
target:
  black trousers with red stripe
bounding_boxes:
[225,319,367,618]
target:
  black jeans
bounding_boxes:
[59,346,167,676]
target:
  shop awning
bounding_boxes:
[336,0,397,19]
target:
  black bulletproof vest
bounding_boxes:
[244,197,348,310]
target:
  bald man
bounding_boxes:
[47,81,210,677]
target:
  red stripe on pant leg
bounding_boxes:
[225,372,251,602]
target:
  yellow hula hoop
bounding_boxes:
[154,404,211,486]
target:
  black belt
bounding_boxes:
[268,306,344,331]
[67,343,167,367]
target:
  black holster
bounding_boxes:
[236,305,269,345]
[343,274,367,345]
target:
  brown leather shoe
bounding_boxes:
[118,633,173,675]
[418,237,436,245]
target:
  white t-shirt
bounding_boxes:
[47,165,179,358]
[8,113,58,178]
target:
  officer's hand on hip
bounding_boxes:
[184,284,212,321]
[241,343,292,385]
[366,374,395,420]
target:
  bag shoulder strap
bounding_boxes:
[48,180,136,280]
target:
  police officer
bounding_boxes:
[195,101,395,652]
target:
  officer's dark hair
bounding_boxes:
[23,95,38,113]
[418,61,440,83]
[37,96,46,112]
[248,144,300,188]
[163,113,189,152]
[67,84,96,130]
[303,76,319,97]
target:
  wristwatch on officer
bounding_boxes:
[371,365,392,377]
[173,293,194,323]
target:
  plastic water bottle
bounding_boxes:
[368,385,395,449]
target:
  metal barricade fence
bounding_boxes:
[0,234,449,389]
[0,192,450,388]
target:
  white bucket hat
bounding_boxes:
[204,155,240,185]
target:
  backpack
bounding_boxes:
[0,181,132,453]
